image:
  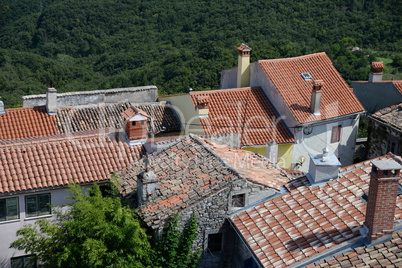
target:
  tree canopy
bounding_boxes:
[0,0,401,107]
[10,183,152,268]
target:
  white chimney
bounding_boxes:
[266,141,278,164]
[237,44,252,88]
[308,148,341,184]
[310,80,324,115]
[46,88,57,115]
[0,101,5,114]
[368,62,384,83]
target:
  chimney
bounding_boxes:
[266,141,278,164]
[121,106,150,145]
[237,44,252,88]
[196,96,209,117]
[364,159,402,242]
[137,156,158,206]
[368,62,384,82]
[310,80,324,115]
[308,147,341,184]
[0,100,5,114]
[46,88,57,115]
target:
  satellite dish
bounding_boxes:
[298,156,306,164]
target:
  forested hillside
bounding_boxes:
[1,0,401,107]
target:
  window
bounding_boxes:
[207,233,223,253]
[331,125,342,143]
[387,139,398,154]
[132,121,136,126]
[300,72,312,81]
[25,193,51,218]
[231,194,245,208]
[0,197,19,221]
[11,255,37,268]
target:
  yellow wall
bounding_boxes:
[159,94,205,136]
[237,56,250,87]
[243,144,294,169]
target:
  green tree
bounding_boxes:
[155,212,200,268]
[10,183,152,268]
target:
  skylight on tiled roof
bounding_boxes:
[300,72,312,81]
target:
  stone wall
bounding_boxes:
[367,118,402,159]
[22,86,158,107]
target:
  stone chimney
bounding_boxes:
[368,62,384,83]
[237,44,252,88]
[308,147,341,184]
[46,88,57,115]
[364,159,402,242]
[137,156,158,206]
[195,96,210,117]
[310,80,324,115]
[121,106,150,145]
[0,100,5,114]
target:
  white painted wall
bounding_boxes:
[0,186,92,267]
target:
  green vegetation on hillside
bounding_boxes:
[0,0,401,107]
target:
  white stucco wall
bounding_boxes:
[0,186,92,267]
[220,68,238,89]
[292,115,360,172]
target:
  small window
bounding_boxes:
[387,139,398,154]
[11,255,37,268]
[0,197,19,221]
[25,193,51,218]
[132,121,136,126]
[232,194,245,208]
[300,72,312,81]
[141,121,145,125]
[331,125,342,143]
[207,233,223,253]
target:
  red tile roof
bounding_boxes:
[0,106,57,140]
[190,87,295,146]
[310,230,402,267]
[0,129,145,194]
[258,52,364,124]
[0,102,180,141]
[231,153,402,267]
[118,135,297,227]
[393,81,402,95]
[371,102,402,130]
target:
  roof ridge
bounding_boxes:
[4,106,46,112]
[258,52,327,63]
[190,87,259,95]
[0,128,119,148]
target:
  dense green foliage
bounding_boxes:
[155,213,200,268]
[1,0,402,107]
[10,183,152,268]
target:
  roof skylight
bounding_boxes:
[300,73,312,81]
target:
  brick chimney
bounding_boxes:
[237,44,252,88]
[0,100,5,114]
[364,159,402,242]
[368,62,384,83]
[46,88,57,115]
[310,80,324,115]
[121,106,150,145]
[195,96,210,117]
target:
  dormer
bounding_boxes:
[121,106,150,145]
[196,96,210,117]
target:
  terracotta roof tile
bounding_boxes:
[0,129,144,194]
[118,135,297,227]
[0,106,57,140]
[190,87,295,146]
[258,52,364,124]
[393,81,402,95]
[231,153,402,267]
[371,102,402,130]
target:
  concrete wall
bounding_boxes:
[22,86,158,107]
[352,82,402,113]
[292,115,360,172]
[0,186,91,267]
[159,94,205,136]
[220,68,238,89]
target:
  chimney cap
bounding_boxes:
[237,43,252,52]
[371,62,384,73]
[372,159,402,171]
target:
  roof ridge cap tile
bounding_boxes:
[258,52,327,63]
